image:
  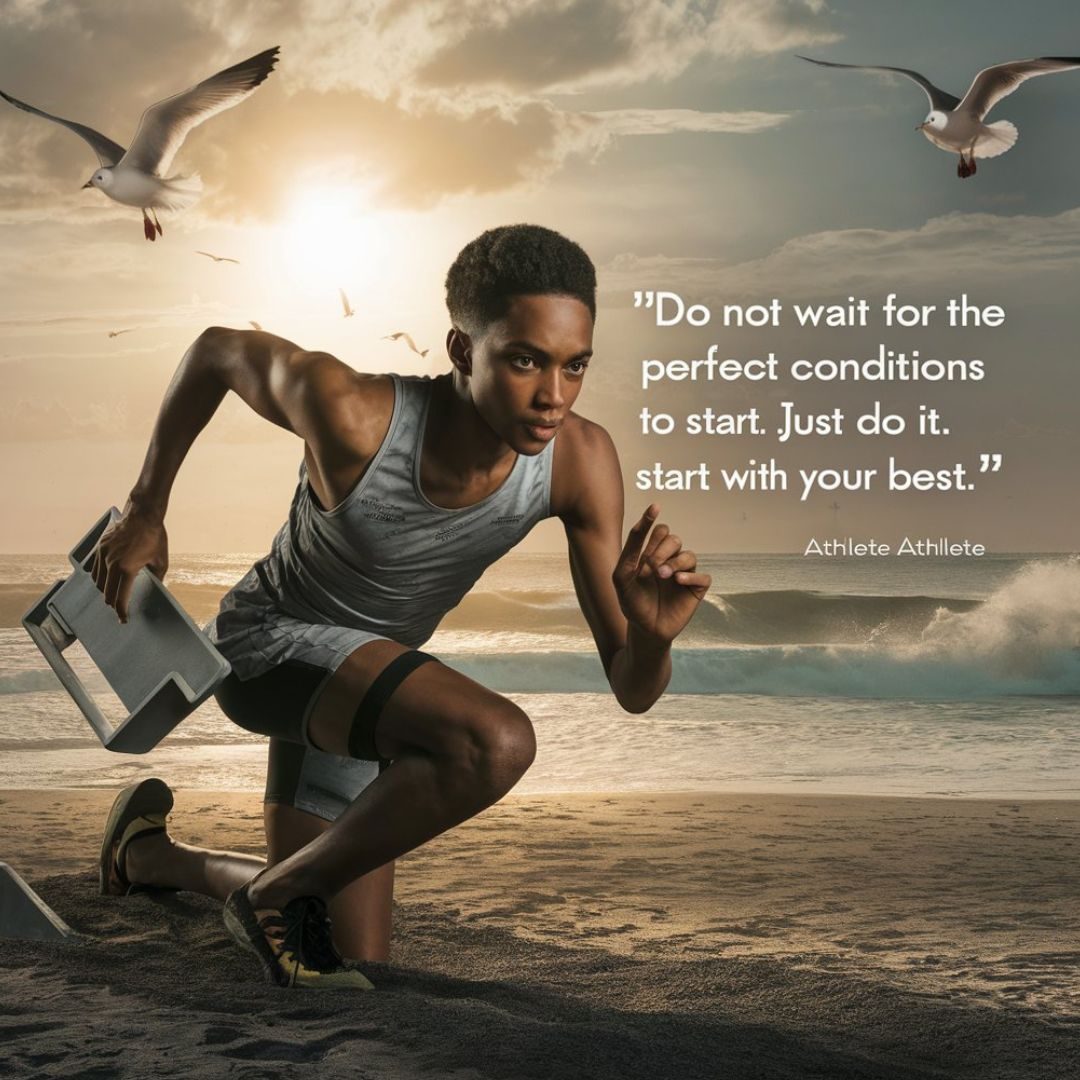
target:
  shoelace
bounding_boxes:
[264,896,343,975]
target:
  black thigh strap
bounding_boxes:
[347,650,438,761]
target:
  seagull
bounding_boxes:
[249,320,263,331]
[0,46,279,239]
[196,250,240,264]
[107,328,136,338]
[383,331,429,358]
[799,55,1080,178]
[339,288,356,318]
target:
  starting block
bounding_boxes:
[0,863,72,941]
[21,508,231,754]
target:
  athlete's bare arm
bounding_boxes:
[552,416,710,713]
[91,326,388,620]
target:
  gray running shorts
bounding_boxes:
[213,650,436,822]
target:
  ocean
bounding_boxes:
[1,552,1078,797]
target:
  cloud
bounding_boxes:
[599,206,1080,302]
[0,395,130,441]
[707,0,838,58]
[187,88,580,215]
[3,0,67,31]
[0,233,149,283]
[180,0,840,100]
[0,388,278,443]
[0,341,268,443]
[191,90,790,216]
[0,0,833,215]
[583,108,790,137]
[409,0,839,95]
[0,83,789,222]
[0,300,231,337]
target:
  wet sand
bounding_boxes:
[0,789,1077,1078]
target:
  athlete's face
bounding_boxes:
[458,294,594,453]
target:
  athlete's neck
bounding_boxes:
[421,372,517,498]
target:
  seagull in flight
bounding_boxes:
[0,47,279,239]
[799,55,1080,177]
[383,331,429,359]
[196,250,240,264]
[107,328,136,338]
[339,288,356,318]
[249,320,263,331]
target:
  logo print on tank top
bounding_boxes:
[359,496,405,523]
[434,522,468,542]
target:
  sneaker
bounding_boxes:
[99,777,177,896]
[223,880,374,990]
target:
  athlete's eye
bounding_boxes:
[567,359,589,375]
[511,355,536,369]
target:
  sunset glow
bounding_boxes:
[276,185,391,302]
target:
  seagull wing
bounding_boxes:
[120,46,279,176]
[339,288,351,315]
[797,56,960,112]
[0,88,125,166]
[402,333,420,353]
[957,56,1080,119]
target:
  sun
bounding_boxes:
[276,184,390,300]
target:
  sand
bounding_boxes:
[0,789,1077,1078]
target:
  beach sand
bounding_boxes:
[0,789,1077,1078]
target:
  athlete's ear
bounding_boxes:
[446,327,472,376]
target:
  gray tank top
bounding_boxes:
[245,372,555,647]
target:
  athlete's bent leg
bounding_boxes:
[122,806,395,950]
[265,801,394,962]
[124,830,265,901]
[121,781,395,949]
[248,639,536,910]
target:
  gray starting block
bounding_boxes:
[21,508,231,754]
[0,863,72,941]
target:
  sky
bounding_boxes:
[1,0,1078,553]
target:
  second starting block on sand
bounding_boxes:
[0,862,72,942]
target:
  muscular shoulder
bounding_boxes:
[298,359,395,465]
[551,411,622,526]
[204,326,396,462]
[297,365,400,511]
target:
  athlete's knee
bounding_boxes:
[452,700,536,796]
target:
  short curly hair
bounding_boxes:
[445,224,596,336]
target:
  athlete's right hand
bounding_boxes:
[90,501,169,623]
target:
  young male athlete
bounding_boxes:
[92,224,710,989]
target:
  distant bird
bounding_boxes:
[0,46,279,239]
[798,55,1080,178]
[248,320,263,331]
[196,250,239,264]
[339,288,356,318]
[108,328,136,338]
[383,331,429,359]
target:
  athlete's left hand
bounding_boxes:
[613,504,711,644]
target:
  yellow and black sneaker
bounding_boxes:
[223,880,374,990]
